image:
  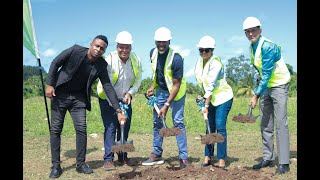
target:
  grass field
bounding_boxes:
[23,94,297,179]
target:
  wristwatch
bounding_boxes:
[164,102,170,107]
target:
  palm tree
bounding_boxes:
[236,74,256,96]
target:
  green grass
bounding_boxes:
[23,95,297,179]
[23,94,297,137]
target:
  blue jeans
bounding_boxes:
[204,98,233,160]
[98,98,132,161]
[152,88,188,159]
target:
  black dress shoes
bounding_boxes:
[276,164,290,174]
[252,160,273,169]
[49,164,62,178]
[76,163,93,174]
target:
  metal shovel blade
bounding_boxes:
[144,93,182,137]
[112,141,135,153]
[200,133,224,144]
[200,112,224,144]
[158,111,182,137]
[232,105,258,123]
[111,121,135,153]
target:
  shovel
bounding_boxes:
[232,104,258,123]
[145,93,182,137]
[200,111,224,144]
[111,119,135,153]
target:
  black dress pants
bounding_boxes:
[50,94,87,166]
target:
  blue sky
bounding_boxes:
[23,0,297,84]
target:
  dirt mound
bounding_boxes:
[232,114,256,123]
[113,165,275,180]
[111,144,135,153]
[200,133,224,144]
[160,128,182,137]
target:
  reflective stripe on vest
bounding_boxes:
[151,48,186,101]
[194,55,233,106]
[250,36,291,88]
[97,51,140,100]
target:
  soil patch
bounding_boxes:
[200,133,224,144]
[232,114,256,123]
[112,164,275,180]
[112,144,135,153]
[160,127,182,137]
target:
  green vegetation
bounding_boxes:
[23,60,297,179]
[23,55,297,99]
[23,95,297,137]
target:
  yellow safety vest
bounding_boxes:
[97,51,141,100]
[151,48,186,101]
[250,36,291,87]
[194,55,233,106]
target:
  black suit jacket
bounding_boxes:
[46,44,120,111]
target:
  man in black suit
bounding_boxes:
[45,35,126,178]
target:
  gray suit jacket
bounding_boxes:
[46,44,120,111]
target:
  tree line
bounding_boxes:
[23,56,297,98]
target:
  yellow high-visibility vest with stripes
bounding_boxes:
[194,55,233,106]
[97,51,140,100]
[250,36,291,87]
[151,48,186,101]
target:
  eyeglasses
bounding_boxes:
[244,27,260,35]
[199,48,212,53]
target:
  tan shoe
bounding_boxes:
[218,159,225,167]
[103,160,115,171]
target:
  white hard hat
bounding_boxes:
[115,31,133,44]
[196,36,216,48]
[154,27,172,41]
[243,17,261,30]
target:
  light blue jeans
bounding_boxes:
[205,98,233,160]
[152,87,188,160]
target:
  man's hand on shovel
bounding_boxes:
[159,105,169,119]
[117,110,127,125]
[249,94,259,109]
[122,93,132,105]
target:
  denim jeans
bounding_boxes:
[98,98,132,161]
[204,98,233,160]
[50,94,87,166]
[152,87,188,159]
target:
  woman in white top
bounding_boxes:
[194,36,234,169]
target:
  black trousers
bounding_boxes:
[50,94,87,166]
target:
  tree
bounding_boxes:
[23,75,45,98]
[186,82,201,94]
[225,55,257,97]
[23,65,47,81]
[138,78,152,94]
[286,63,294,75]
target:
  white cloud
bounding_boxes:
[185,68,194,78]
[171,45,191,57]
[42,48,57,58]
[180,49,191,57]
[234,48,245,55]
[227,35,246,43]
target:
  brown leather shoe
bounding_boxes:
[103,160,115,171]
